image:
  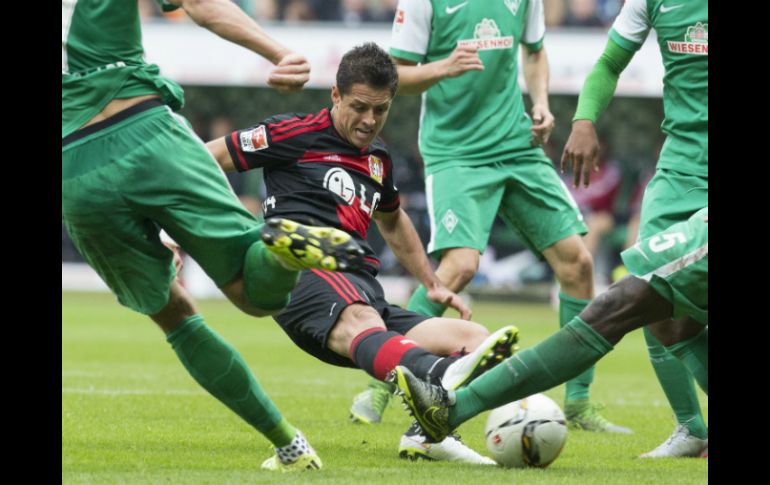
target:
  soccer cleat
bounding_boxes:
[390,365,455,443]
[399,422,496,465]
[350,381,395,424]
[639,424,708,458]
[261,431,323,472]
[564,400,633,434]
[261,218,365,272]
[440,325,519,390]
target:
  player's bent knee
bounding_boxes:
[151,280,199,334]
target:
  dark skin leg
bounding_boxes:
[580,276,673,346]
[647,317,703,347]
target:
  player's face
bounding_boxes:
[331,83,392,149]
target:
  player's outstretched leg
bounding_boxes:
[262,218,365,272]
[261,430,323,472]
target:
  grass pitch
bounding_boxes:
[62,291,707,484]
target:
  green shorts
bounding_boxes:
[622,207,708,324]
[424,153,587,259]
[62,103,261,314]
[638,167,708,237]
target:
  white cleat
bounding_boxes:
[440,325,519,390]
[640,425,708,458]
[399,424,496,465]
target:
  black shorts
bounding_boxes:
[273,268,430,368]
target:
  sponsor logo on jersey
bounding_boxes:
[667,22,708,56]
[323,168,356,205]
[239,125,269,152]
[457,19,514,51]
[394,8,405,32]
[368,155,384,184]
[504,0,522,16]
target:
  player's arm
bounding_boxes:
[374,209,471,319]
[521,44,554,146]
[206,137,237,172]
[166,0,309,92]
[560,38,635,187]
[393,47,484,95]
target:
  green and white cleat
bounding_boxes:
[565,400,633,434]
[262,218,365,272]
[350,381,395,424]
[261,431,323,472]
[440,325,519,390]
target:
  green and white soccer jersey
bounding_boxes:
[390,0,545,171]
[609,0,708,177]
[62,0,184,138]
[622,207,708,324]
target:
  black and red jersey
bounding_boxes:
[225,107,400,274]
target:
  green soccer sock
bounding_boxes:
[166,315,295,447]
[406,284,447,317]
[450,317,613,428]
[560,292,593,403]
[666,327,708,395]
[643,327,708,439]
[243,240,299,311]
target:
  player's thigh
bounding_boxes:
[498,154,587,259]
[404,317,489,355]
[638,168,708,237]
[425,165,505,255]
[622,207,708,325]
[274,270,377,366]
[62,140,174,315]
[124,110,263,288]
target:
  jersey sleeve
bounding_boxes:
[376,155,401,213]
[522,0,546,51]
[389,0,433,63]
[225,113,310,172]
[608,0,651,52]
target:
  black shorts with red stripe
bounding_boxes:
[272,268,429,368]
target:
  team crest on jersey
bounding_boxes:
[442,209,458,234]
[394,8,405,32]
[368,155,384,184]
[239,125,269,152]
[667,22,708,56]
[504,0,522,16]
[457,19,514,51]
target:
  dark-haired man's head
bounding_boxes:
[331,43,398,148]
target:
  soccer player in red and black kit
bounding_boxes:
[207,43,520,464]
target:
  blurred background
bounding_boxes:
[62,0,666,304]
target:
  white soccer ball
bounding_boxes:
[484,393,568,468]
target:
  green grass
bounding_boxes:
[62,291,707,484]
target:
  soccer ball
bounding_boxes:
[484,393,568,468]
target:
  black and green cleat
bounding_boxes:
[262,218,365,272]
[390,366,455,443]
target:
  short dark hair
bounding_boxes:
[336,43,398,97]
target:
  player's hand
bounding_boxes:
[427,284,472,320]
[268,52,310,93]
[442,46,484,78]
[561,119,600,188]
[162,241,184,276]
[530,104,555,147]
